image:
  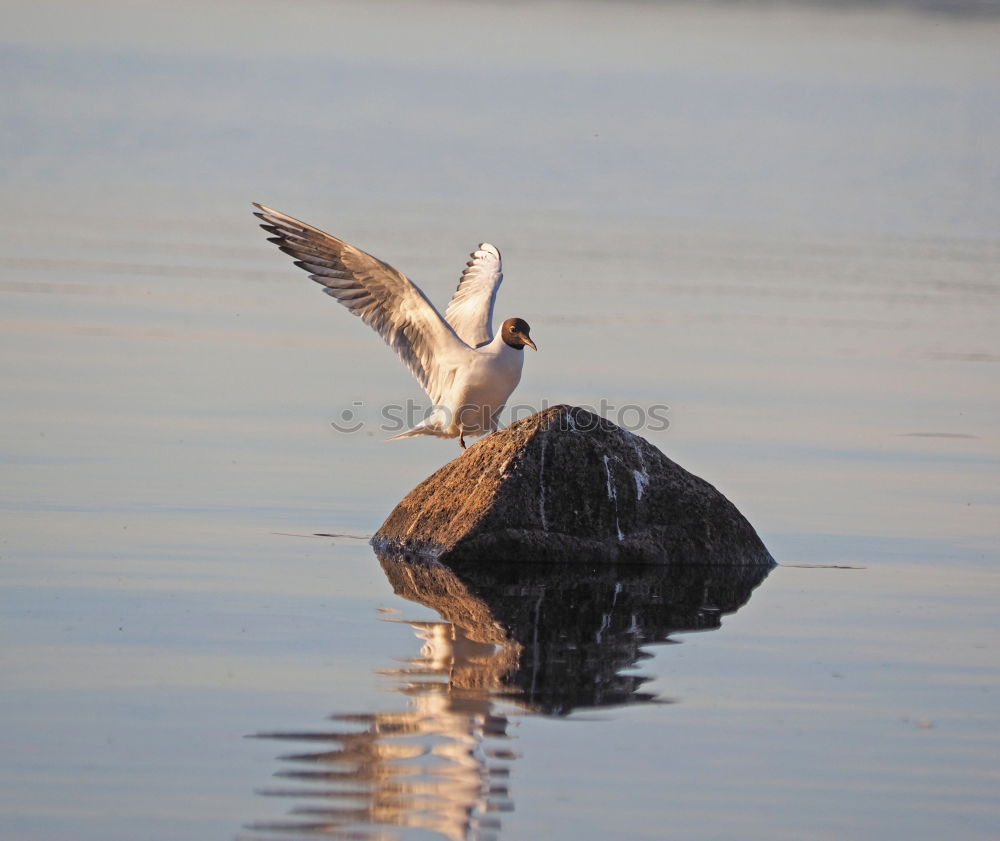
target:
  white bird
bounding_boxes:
[253,203,537,449]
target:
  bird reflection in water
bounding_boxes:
[242,554,771,840]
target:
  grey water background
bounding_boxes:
[2,0,999,839]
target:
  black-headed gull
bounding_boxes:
[253,204,537,449]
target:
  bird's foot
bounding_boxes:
[459,429,467,449]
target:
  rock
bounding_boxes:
[375,550,772,713]
[373,404,774,566]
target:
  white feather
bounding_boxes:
[444,243,503,348]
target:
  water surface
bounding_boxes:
[2,2,999,840]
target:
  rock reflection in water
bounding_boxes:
[377,554,772,715]
[243,556,770,840]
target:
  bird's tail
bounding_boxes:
[386,426,427,441]
[386,418,456,441]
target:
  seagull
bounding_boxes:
[252,203,537,449]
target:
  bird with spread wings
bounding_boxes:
[253,203,536,448]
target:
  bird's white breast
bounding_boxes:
[444,335,525,434]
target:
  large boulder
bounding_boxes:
[373,404,774,566]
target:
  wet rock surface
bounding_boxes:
[374,404,774,566]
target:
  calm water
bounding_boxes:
[2,1,999,840]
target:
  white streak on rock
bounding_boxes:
[602,454,624,542]
[633,469,649,500]
[595,611,611,644]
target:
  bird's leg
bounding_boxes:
[459,427,467,449]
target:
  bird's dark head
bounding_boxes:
[501,317,537,351]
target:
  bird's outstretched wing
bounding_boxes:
[444,243,503,348]
[253,203,468,404]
